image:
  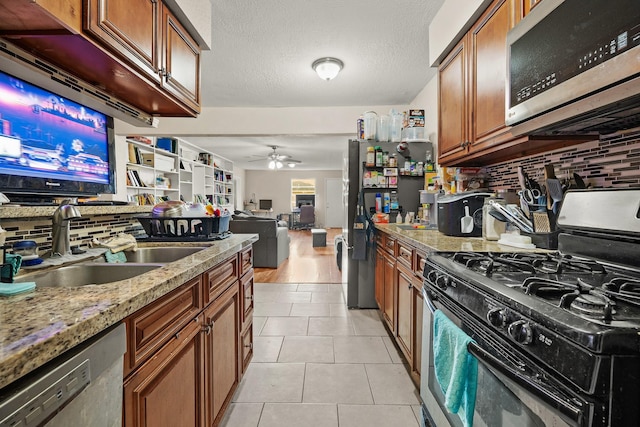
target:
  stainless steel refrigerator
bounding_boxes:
[342,138,430,308]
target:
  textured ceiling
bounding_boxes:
[192,0,445,169]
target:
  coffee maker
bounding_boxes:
[419,190,441,229]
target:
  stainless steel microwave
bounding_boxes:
[505,0,640,136]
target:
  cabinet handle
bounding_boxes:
[408,284,413,290]
[244,342,253,349]
[202,325,212,335]
[245,295,253,301]
[174,331,180,340]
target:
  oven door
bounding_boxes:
[420,286,587,427]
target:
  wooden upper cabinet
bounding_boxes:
[469,0,515,150]
[438,38,469,163]
[85,0,161,83]
[161,3,201,111]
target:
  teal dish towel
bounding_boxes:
[0,282,36,296]
[433,309,478,427]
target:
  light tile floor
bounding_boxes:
[220,282,422,427]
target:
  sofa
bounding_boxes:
[229,213,290,268]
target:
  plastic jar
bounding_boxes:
[377,114,390,142]
[363,111,378,140]
[390,111,403,142]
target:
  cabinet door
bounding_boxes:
[240,270,254,330]
[375,249,385,310]
[469,0,518,149]
[396,263,414,361]
[438,37,469,163]
[203,283,240,426]
[240,320,253,376]
[123,318,203,427]
[161,4,201,112]
[382,252,396,332]
[85,0,160,82]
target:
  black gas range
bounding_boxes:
[422,189,640,427]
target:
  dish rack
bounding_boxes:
[137,214,231,240]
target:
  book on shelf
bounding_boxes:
[128,135,153,145]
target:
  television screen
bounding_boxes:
[0,69,115,199]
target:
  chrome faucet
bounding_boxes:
[51,200,81,257]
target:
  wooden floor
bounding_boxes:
[254,228,343,283]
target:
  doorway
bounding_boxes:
[325,178,343,228]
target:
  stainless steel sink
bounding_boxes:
[121,246,207,264]
[89,246,207,264]
[14,264,161,288]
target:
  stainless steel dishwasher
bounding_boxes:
[0,323,126,427]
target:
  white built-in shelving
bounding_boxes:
[124,136,233,209]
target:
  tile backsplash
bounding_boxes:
[485,128,640,190]
[1,214,143,254]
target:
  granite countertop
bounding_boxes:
[0,233,258,389]
[375,224,549,253]
[0,204,153,219]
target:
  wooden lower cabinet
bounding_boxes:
[123,318,203,426]
[382,251,396,332]
[203,283,240,426]
[396,263,414,360]
[374,231,427,388]
[123,249,253,427]
[374,249,385,310]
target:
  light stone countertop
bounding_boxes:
[0,233,258,389]
[0,204,152,219]
[375,224,549,253]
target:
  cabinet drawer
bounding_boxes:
[124,276,202,375]
[239,246,253,277]
[204,256,238,303]
[397,240,414,268]
[240,269,254,328]
[415,251,428,278]
[383,235,396,255]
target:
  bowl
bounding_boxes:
[152,201,185,217]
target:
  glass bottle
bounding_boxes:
[366,146,375,167]
[375,146,383,167]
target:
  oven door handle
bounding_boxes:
[423,286,437,313]
[422,285,585,426]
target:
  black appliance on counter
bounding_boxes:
[420,189,640,427]
[437,192,492,237]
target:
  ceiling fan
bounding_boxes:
[249,145,302,169]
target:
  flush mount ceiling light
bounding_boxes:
[312,57,344,81]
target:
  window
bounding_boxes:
[291,178,315,209]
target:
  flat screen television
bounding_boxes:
[0,69,116,201]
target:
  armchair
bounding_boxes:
[296,205,315,230]
[229,214,290,268]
